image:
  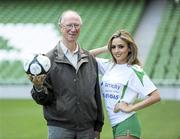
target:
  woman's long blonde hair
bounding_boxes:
[108,30,141,66]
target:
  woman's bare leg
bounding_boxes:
[115,135,139,139]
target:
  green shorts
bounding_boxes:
[112,114,141,138]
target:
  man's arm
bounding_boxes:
[29,74,55,105]
[94,61,104,134]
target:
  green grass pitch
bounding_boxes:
[0,99,180,139]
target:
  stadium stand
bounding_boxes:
[0,0,145,84]
[144,1,180,85]
[0,37,14,50]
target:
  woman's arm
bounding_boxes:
[89,46,108,57]
[114,90,161,113]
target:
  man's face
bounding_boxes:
[60,14,81,43]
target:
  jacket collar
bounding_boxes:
[54,41,89,64]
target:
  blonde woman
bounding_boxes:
[90,30,160,139]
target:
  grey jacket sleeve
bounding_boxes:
[94,61,104,132]
[31,75,55,106]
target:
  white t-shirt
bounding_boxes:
[96,58,157,127]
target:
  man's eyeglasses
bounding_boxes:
[62,24,81,30]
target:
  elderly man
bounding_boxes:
[28,10,104,139]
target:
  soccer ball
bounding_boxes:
[23,54,51,75]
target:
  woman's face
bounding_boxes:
[111,38,129,64]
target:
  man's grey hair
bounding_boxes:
[58,10,83,25]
